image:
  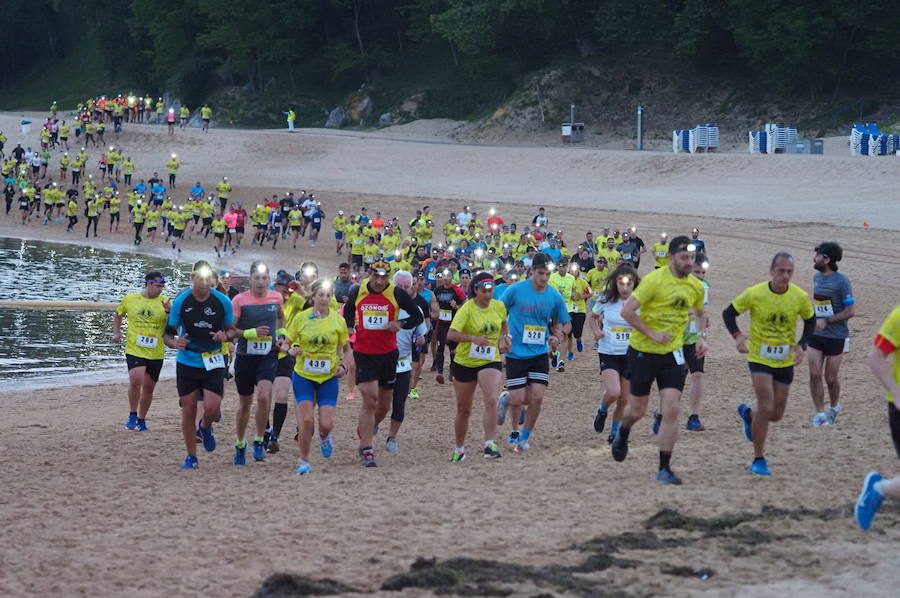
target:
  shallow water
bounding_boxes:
[0,237,191,389]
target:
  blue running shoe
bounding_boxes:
[567,352,575,361]
[252,440,266,461]
[506,430,520,444]
[551,352,559,369]
[749,458,771,476]
[295,460,312,475]
[180,455,198,469]
[136,418,149,432]
[386,436,399,453]
[738,404,753,442]
[576,340,584,353]
[855,472,885,530]
[685,414,705,432]
[656,469,682,485]
[320,433,334,458]
[515,438,530,452]
[234,443,247,466]
[497,391,509,426]
[124,413,138,431]
[611,430,629,462]
[652,411,662,435]
[199,424,216,452]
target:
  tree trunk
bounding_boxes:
[353,0,365,55]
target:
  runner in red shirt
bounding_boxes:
[343,260,423,467]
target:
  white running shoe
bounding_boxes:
[812,412,830,427]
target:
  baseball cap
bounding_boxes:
[274,272,293,286]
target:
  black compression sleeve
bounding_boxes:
[722,304,740,336]
[798,316,816,348]
[344,285,359,329]
[396,288,424,330]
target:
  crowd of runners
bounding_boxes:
[4,100,898,532]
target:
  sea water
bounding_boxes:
[0,237,191,390]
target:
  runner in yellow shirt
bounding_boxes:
[200,104,212,132]
[725,252,815,476]
[167,154,180,188]
[611,235,706,485]
[113,271,171,431]
[652,233,669,269]
[282,279,350,475]
[332,210,348,255]
[854,305,900,530]
[447,272,510,461]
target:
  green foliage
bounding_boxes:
[2,0,900,118]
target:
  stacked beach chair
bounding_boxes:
[850,123,900,156]
[748,124,798,154]
[672,124,719,153]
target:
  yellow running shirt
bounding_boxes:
[874,306,900,403]
[286,308,349,383]
[450,298,507,368]
[586,268,607,300]
[629,267,705,355]
[731,282,814,368]
[571,276,590,313]
[117,291,170,360]
[653,242,668,268]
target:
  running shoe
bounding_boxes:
[408,388,420,399]
[450,450,466,463]
[507,430,520,444]
[483,442,502,459]
[576,340,584,353]
[685,414,705,432]
[346,392,356,401]
[652,411,662,435]
[611,430,629,462]
[296,461,312,475]
[515,437,530,452]
[136,419,148,432]
[360,447,377,467]
[738,404,753,441]
[252,440,266,461]
[656,469,683,485]
[320,433,334,458]
[855,472,885,530]
[593,408,608,433]
[812,412,829,428]
[748,459,771,476]
[180,455,198,469]
[195,427,203,442]
[497,391,510,425]
[124,413,138,431]
[199,424,216,452]
[828,404,843,424]
[567,352,575,361]
[551,352,559,369]
[556,359,566,373]
[386,436,399,453]
[233,443,247,466]
[266,436,280,454]
[436,373,445,384]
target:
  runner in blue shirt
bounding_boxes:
[497,253,571,452]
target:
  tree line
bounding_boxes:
[3,1,899,113]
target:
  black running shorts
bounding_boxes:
[747,361,794,386]
[626,347,687,396]
[234,353,278,395]
[505,354,550,389]
[354,350,398,388]
[126,354,163,381]
[176,362,225,397]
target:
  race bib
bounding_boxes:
[610,327,631,347]
[687,318,698,334]
[247,336,272,355]
[136,335,158,349]
[673,348,685,365]
[469,344,497,361]
[522,325,545,345]
[814,300,834,318]
[229,228,236,233]
[201,350,225,371]
[655,251,667,258]
[303,356,332,374]
[760,343,790,360]
[363,310,388,330]
[396,355,412,373]
[439,309,453,322]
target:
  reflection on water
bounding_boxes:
[0,237,191,388]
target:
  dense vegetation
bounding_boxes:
[2,1,899,117]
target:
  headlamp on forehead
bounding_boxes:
[510,274,519,281]
[473,280,493,290]
[475,249,484,258]
[489,208,496,216]
[570,263,579,272]
[303,265,316,277]
[254,263,268,275]
[442,269,451,277]
[194,265,213,278]
[394,249,401,257]
[618,275,631,284]
[504,263,512,272]
[319,279,333,290]
[630,226,636,233]
[701,261,710,270]
[547,262,555,271]
[661,232,667,239]
[687,243,696,253]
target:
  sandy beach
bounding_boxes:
[1,112,899,597]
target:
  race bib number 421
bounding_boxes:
[362,310,388,330]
